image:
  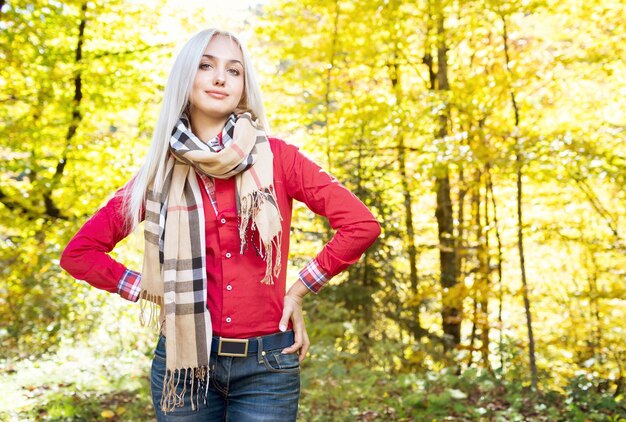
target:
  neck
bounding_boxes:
[189,112,229,141]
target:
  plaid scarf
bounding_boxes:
[140,113,282,412]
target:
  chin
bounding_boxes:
[199,107,236,119]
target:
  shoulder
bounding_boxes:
[268,137,304,169]
[268,137,300,155]
[267,137,302,183]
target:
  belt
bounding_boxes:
[211,330,294,357]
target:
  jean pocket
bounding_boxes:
[262,349,300,374]
[153,336,166,362]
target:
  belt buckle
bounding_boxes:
[217,338,249,357]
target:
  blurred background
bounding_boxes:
[1,0,625,420]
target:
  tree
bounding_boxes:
[0,0,169,356]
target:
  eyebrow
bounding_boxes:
[202,54,243,67]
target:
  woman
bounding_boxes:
[60,29,380,421]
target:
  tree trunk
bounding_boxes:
[473,170,489,368]
[486,167,505,371]
[319,0,340,244]
[355,130,374,357]
[480,171,491,370]
[433,3,460,349]
[467,296,478,367]
[323,0,339,174]
[584,251,602,358]
[516,148,538,389]
[389,54,424,339]
[42,1,88,219]
[501,13,538,389]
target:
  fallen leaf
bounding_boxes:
[101,409,116,418]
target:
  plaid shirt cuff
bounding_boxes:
[298,259,330,294]
[117,269,141,302]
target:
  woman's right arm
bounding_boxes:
[60,188,142,302]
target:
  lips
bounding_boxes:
[205,90,228,99]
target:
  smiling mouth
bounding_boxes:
[206,91,227,99]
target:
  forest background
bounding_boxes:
[1,0,625,420]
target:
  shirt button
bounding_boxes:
[225,252,232,259]
[220,218,226,224]
[226,285,232,291]
[226,317,232,323]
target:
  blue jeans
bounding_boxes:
[150,334,300,421]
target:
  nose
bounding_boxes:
[213,71,225,87]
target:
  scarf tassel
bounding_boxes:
[239,188,282,285]
[139,292,162,329]
[260,235,282,285]
[160,366,210,413]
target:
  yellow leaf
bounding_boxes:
[101,409,116,419]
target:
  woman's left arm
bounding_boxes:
[276,139,381,359]
[279,139,381,291]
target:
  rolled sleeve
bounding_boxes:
[298,258,331,294]
[117,269,142,302]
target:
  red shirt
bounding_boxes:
[60,138,380,338]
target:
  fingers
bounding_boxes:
[282,325,302,355]
[298,330,310,362]
[280,293,310,361]
[278,302,291,333]
[279,297,299,353]
[282,313,303,354]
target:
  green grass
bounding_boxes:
[0,341,153,421]
[2,342,625,421]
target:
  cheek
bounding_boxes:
[234,78,245,96]
[225,87,243,107]
[190,77,204,104]
[189,89,203,108]
[192,73,204,88]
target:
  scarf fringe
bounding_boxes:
[160,366,210,413]
[239,187,282,285]
[139,292,161,329]
[260,235,283,285]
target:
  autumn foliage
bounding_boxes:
[1,0,625,420]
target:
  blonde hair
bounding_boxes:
[123,29,268,229]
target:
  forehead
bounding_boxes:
[203,35,243,63]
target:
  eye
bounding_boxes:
[227,68,241,76]
[199,63,213,70]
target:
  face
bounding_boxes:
[188,35,245,124]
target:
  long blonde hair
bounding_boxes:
[123,29,269,229]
